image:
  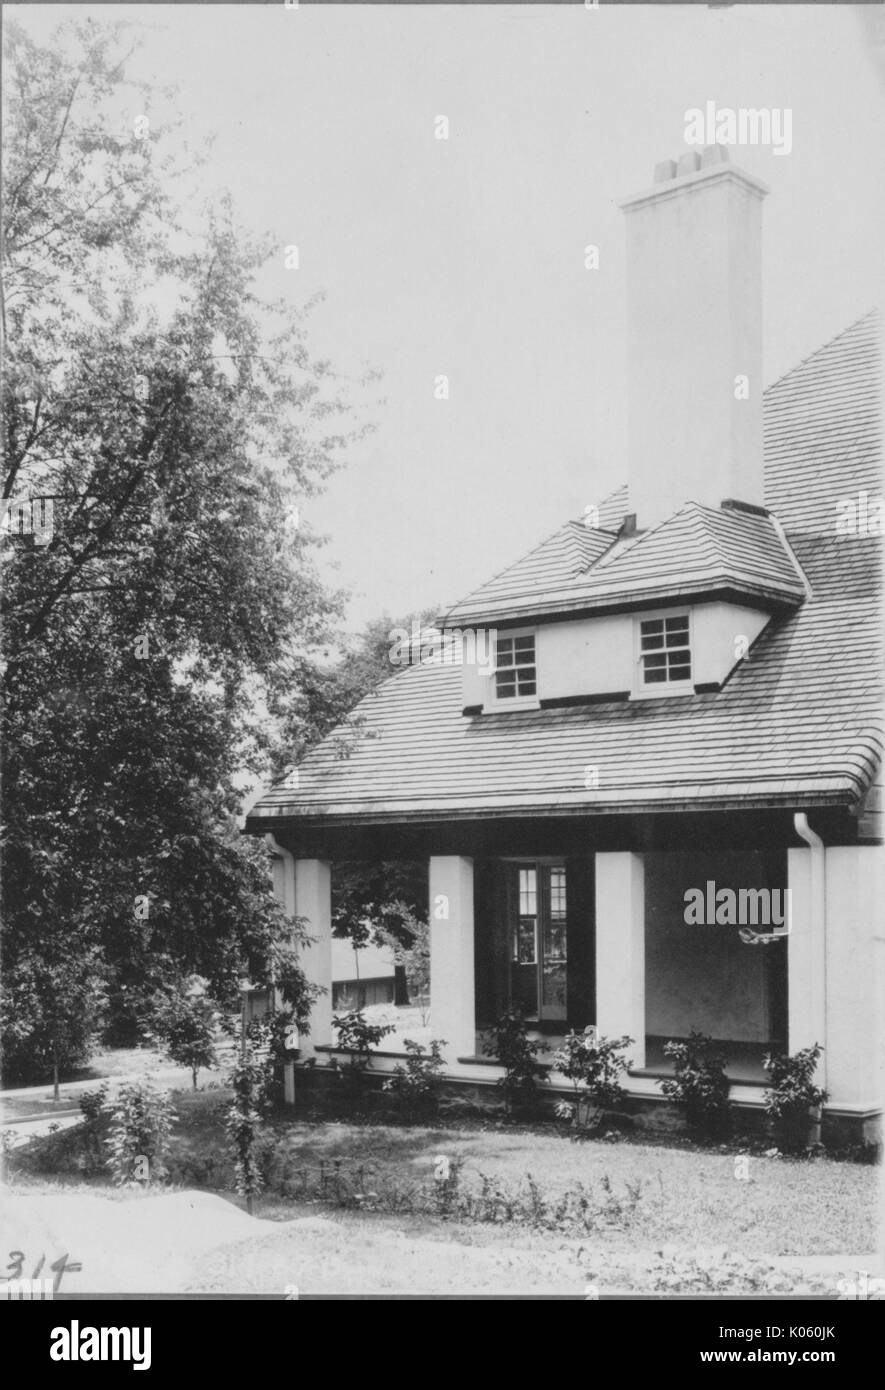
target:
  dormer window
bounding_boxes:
[638,612,691,689]
[494,631,537,700]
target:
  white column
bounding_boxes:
[429,856,475,1061]
[294,858,333,1057]
[787,846,827,1082]
[824,846,882,1108]
[595,852,646,1068]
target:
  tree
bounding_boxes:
[1,19,366,1081]
[151,984,218,1090]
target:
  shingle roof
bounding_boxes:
[439,517,617,626]
[443,500,807,624]
[764,310,882,533]
[247,314,882,826]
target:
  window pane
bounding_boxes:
[644,666,667,683]
[644,652,667,669]
[518,868,537,914]
[514,917,537,964]
[496,676,516,697]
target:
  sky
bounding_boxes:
[11,3,885,632]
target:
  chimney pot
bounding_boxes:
[654,158,677,183]
[701,142,729,168]
[676,151,701,177]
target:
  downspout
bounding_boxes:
[793,813,827,1090]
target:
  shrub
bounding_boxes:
[106,1080,177,1185]
[763,1044,827,1154]
[659,1030,731,1138]
[383,1038,447,1118]
[78,1082,110,1172]
[482,1008,545,1115]
[331,1009,395,1103]
[333,1009,395,1064]
[551,1028,633,1126]
[226,1051,270,1213]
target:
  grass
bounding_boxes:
[153,1090,878,1257]
[5,1087,879,1295]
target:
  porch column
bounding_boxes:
[595,852,646,1068]
[787,846,827,1082]
[824,846,882,1109]
[429,856,475,1061]
[293,858,333,1058]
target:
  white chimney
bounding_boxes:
[620,146,768,530]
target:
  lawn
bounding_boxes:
[5,1088,879,1295]
[166,1091,877,1258]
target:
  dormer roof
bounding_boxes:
[442,499,807,626]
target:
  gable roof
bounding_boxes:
[247,314,882,828]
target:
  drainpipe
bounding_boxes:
[793,813,827,1090]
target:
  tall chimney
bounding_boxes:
[620,147,768,530]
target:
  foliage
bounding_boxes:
[151,985,218,1089]
[482,1008,546,1114]
[551,1028,633,1117]
[1,19,366,1080]
[106,1080,177,1185]
[226,1051,270,1212]
[763,1044,827,1153]
[382,1038,447,1117]
[659,1031,732,1138]
[332,1009,394,1069]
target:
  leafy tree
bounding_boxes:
[1,19,365,1081]
[151,984,218,1090]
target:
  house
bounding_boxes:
[331,939,397,1012]
[246,147,883,1139]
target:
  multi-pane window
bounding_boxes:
[495,633,537,700]
[513,867,538,963]
[639,614,691,686]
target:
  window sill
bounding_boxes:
[483,699,541,713]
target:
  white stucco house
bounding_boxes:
[247,147,883,1141]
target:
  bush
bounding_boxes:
[659,1031,731,1138]
[383,1038,447,1118]
[551,1028,633,1127]
[106,1080,177,1185]
[78,1083,110,1173]
[226,1052,270,1213]
[482,1008,545,1115]
[763,1044,827,1154]
[331,1009,395,1104]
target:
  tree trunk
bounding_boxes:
[394,965,409,1006]
[52,1048,59,1103]
[192,1066,198,1091]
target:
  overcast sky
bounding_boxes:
[13,3,885,632]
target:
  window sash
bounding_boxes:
[639,615,691,685]
[495,633,537,698]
